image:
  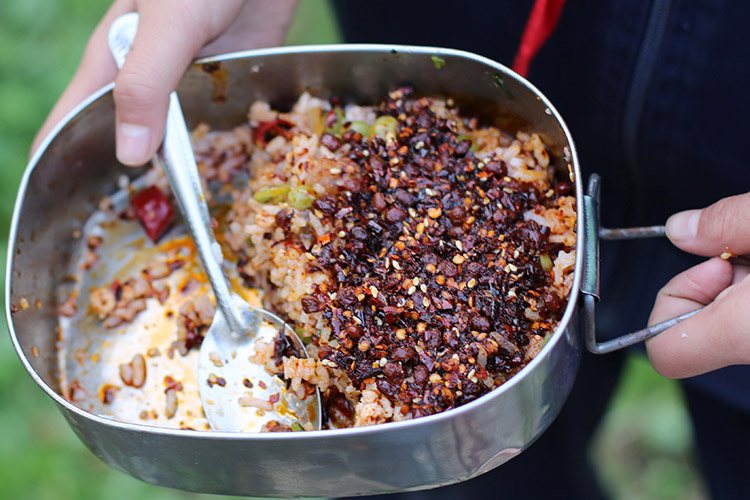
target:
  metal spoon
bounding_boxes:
[108,13,321,432]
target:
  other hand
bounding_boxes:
[646,193,750,378]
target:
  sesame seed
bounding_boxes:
[338,231,346,237]
[379,358,388,367]
[420,284,428,293]
[370,286,379,298]
[455,240,463,251]
[408,286,417,295]
[353,316,362,325]
[423,297,430,308]
[415,141,425,150]
[329,168,342,175]
[392,261,401,270]
[362,149,370,157]
[357,293,365,301]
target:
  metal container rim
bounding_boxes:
[5,43,584,441]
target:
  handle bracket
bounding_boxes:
[582,174,700,354]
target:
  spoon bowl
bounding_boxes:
[197,294,320,432]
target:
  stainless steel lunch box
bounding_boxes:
[5,45,657,497]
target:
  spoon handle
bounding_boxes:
[108,13,243,334]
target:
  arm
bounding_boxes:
[31,0,298,165]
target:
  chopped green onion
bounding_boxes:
[456,134,479,154]
[294,325,312,346]
[539,253,553,272]
[288,185,317,210]
[346,121,371,137]
[291,422,305,432]
[431,55,447,69]
[492,72,514,100]
[540,333,553,349]
[371,116,399,140]
[253,185,290,204]
[325,108,345,135]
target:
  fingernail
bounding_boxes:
[666,210,700,242]
[116,123,151,166]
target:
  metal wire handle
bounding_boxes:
[582,174,702,354]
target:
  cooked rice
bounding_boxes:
[73,87,576,430]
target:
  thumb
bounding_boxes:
[113,0,244,166]
[665,192,750,257]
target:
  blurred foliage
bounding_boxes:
[0,1,703,500]
[591,356,707,499]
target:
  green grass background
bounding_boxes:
[0,1,705,499]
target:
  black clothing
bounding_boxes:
[333,0,750,498]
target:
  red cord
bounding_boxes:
[512,0,567,77]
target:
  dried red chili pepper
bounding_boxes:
[130,186,174,243]
[253,119,294,146]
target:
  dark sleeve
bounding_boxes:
[331,0,534,67]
